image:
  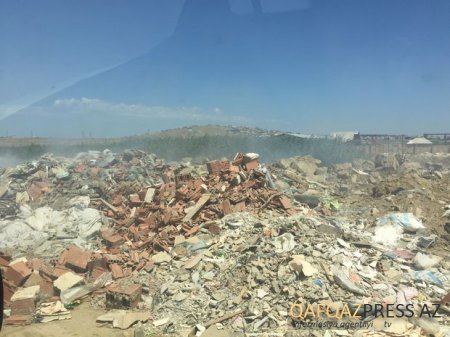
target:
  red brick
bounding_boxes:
[229,165,240,173]
[206,160,230,175]
[278,196,292,209]
[222,199,232,215]
[0,255,10,267]
[5,262,32,287]
[88,254,108,274]
[11,298,36,316]
[3,279,16,303]
[104,254,122,264]
[39,279,55,298]
[123,268,132,277]
[182,224,200,237]
[234,201,246,212]
[59,246,92,272]
[5,314,32,326]
[30,258,43,272]
[242,180,256,188]
[139,251,150,260]
[105,284,142,309]
[39,264,56,281]
[129,193,141,206]
[144,261,155,272]
[0,252,12,261]
[244,159,259,171]
[160,183,176,198]
[53,265,70,278]
[91,266,108,280]
[144,213,158,228]
[102,230,125,246]
[23,272,43,287]
[131,252,140,264]
[136,260,146,271]
[110,263,124,279]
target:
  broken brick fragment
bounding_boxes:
[91,266,108,280]
[277,196,292,209]
[206,160,230,175]
[222,199,232,215]
[242,180,256,188]
[5,262,32,287]
[0,254,10,267]
[39,264,57,281]
[11,298,36,316]
[5,315,33,326]
[160,182,176,198]
[3,279,17,303]
[144,261,155,273]
[102,230,125,246]
[129,193,142,206]
[234,201,246,212]
[229,165,240,173]
[29,258,44,272]
[244,159,260,171]
[53,265,71,278]
[110,263,124,280]
[105,284,142,309]
[59,246,92,272]
[136,260,146,271]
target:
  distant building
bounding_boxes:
[329,131,359,142]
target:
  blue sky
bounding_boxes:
[1,0,450,136]
[0,0,184,114]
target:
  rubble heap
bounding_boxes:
[0,150,449,337]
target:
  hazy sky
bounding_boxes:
[1,0,450,136]
[0,0,184,114]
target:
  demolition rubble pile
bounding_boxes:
[1,150,450,336]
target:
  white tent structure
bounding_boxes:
[407,137,433,153]
[407,137,432,145]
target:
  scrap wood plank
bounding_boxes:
[183,194,211,222]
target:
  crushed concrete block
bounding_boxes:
[54,272,84,292]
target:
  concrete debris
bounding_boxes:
[96,310,150,329]
[289,255,318,277]
[332,267,367,296]
[54,272,84,292]
[10,285,40,302]
[1,149,450,336]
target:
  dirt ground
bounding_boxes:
[2,303,129,337]
[339,170,450,255]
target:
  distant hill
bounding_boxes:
[0,125,366,167]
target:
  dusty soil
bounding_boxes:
[339,170,450,255]
[2,303,128,337]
